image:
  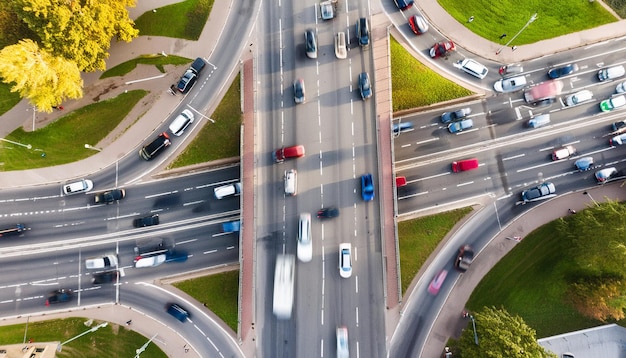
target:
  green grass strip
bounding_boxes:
[100,55,192,79]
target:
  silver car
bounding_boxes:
[493,75,527,93]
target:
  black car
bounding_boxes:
[46,289,72,305]
[454,245,475,272]
[94,189,126,204]
[317,207,340,219]
[92,270,119,284]
[133,214,160,227]
[177,70,197,93]
[393,0,414,10]
[305,29,317,59]
[356,18,370,47]
[139,132,171,160]
[547,63,578,79]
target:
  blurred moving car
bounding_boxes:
[361,173,375,201]
[448,119,473,133]
[0,224,26,237]
[297,213,312,263]
[46,289,72,305]
[616,81,626,94]
[339,243,352,278]
[305,29,317,58]
[428,269,448,295]
[600,95,626,112]
[358,72,372,100]
[94,189,126,204]
[133,214,160,227]
[552,145,576,161]
[455,245,475,272]
[336,326,349,358]
[564,90,593,106]
[451,158,479,172]
[441,108,471,123]
[493,75,527,93]
[498,64,523,76]
[429,41,455,58]
[595,167,618,183]
[393,0,414,10]
[356,18,370,47]
[334,32,347,59]
[408,15,428,34]
[317,207,340,219]
[521,182,556,203]
[92,270,119,284]
[85,254,118,269]
[548,63,578,79]
[293,78,305,104]
[167,303,189,322]
[610,133,626,146]
[134,253,167,268]
[393,121,413,133]
[574,157,594,171]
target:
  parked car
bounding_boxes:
[600,95,626,112]
[133,214,159,227]
[493,75,527,93]
[94,189,125,204]
[548,64,578,79]
[339,243,352,278]
[176,70,197,93]
[273,145,305,163]
[63,179,94,195]
[167,303,189,322]
[564,90,593,106]
[521,182,556,203]
[595,167,618,183]
[574,157,594,171]
[169,109,195,136]
[428,269,448,295]
[393,121,413,133]
[358,72,372,100]
[334,32,347,59]
[616,81,626,94]
[458,58,488,79]
[429,41,455,58]
[361,173,375,201]
[139,132,171,160]
[610,133,626,146]
[408,15,428,34]
[317,207,340,219]
[305,29,317,58]
[498,64,523,76]
[448,119,473,133]
[46,289,73,305]
[85,254,118,269]
[214,182,242,199]
[552,145,576,161]
[441,108,471,123]
[293,78,305,104]
[451,158,479,172]
[454,245,475,272]
[320,0,334,20]
[393,0,413,10]
[598,65,625,82]
[356,18,370,47]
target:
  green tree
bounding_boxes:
[0,39,82,111]
[459,306,556,358]
[567,273,626,321]
[10,0,138,72]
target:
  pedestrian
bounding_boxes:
[499,33,507,39]
[511,46,518,51]
[467,16,474,23]
[126,320,132,325]
[569,208,576,214]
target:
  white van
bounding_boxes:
[527,114,551,128]
[284,169,297,196]
[458,58,488,79]
[169,109,195,136]
[598,65,625,82]
[63,179,94,195]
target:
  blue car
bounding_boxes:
[547,63,578,79]
[393,0,414,10]
[222,220,241,233]
[361,174,375,201]
[447,119,473,133]
[393,121,414,133]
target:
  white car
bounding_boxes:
[214,182,242,199]
[458,58,488,79]
[297,213,312,262]
[320,1,334,20]
[564,90,593,106]
[334,32,347,59]
[616,81,626,94]
[134,254,167,268]
[336,326,349,358]
[169,109,195,136]
[339,243,352,278]
[493,75,527,93]
[63,179,94,195]
[85,254,118,270]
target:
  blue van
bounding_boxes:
[527,114,550,128]
[167,304,189,322]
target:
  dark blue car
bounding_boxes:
[361,174,374,201]
[548,63,578,79]
[393,0,414,10]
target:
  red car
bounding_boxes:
[429,41,455,58]
[451,158,479,173]
[273,145,305,163]
[408,15,428,35]
[428,269,448,295]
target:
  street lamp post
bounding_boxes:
[58,322,108,351]
[470,314,479,345]
[496,13,538,55]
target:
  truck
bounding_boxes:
[523,80,563,105]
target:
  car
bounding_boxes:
[169,109,195,136]
[165,250,189,263]
[339,243,352,278]
[293,78,305,104]
[527,114,551,128]
[63,179,94,195]
[167,303,189,322]
[0,224,26,237]
[552,145,576,161]
[94,189,125,204]
[284,169,297,196]
[564,90,594,106]
[85,254,118,269]
[451,158,479,172]
[547,63,578,79]
[612,120,626,132]
[429,41,455,58]
[493,75,527,93]
[222,220,241,233]
[498,64,523,76]
[361,173,374,201]
[598,65,625,82]
[139,132,171,160]
[393,0,414,11]
[395,176,407,187]
[305,29,317,59]
[616,81,626,94]
[297,213,312,263]
[458,58,488,79]
[214,182,242,199]
[356,18,370,47]
[521,182,556,203]
[134,253,167,268]
[176,70,197,93]
[610,133,626,146]
[441,108,471,123]
[334,32,347,59]
[595,167,618,183]
[574,157,594,171]
[320,0,334,20]
[133,214,160,227]
[600,95,626,112]
[393,121,413,134]
[336,326,349,358]
[46,289,72,305]
[273,145,305,163]
[92,270,119,284]
[408,15,428,35]
[189,57,206,74]
[358,72,372,100]
[562,353,575,358]
[317,207,340,219]
[447,118,473,133]
[428,269,448,295]
[454,245,475,272]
